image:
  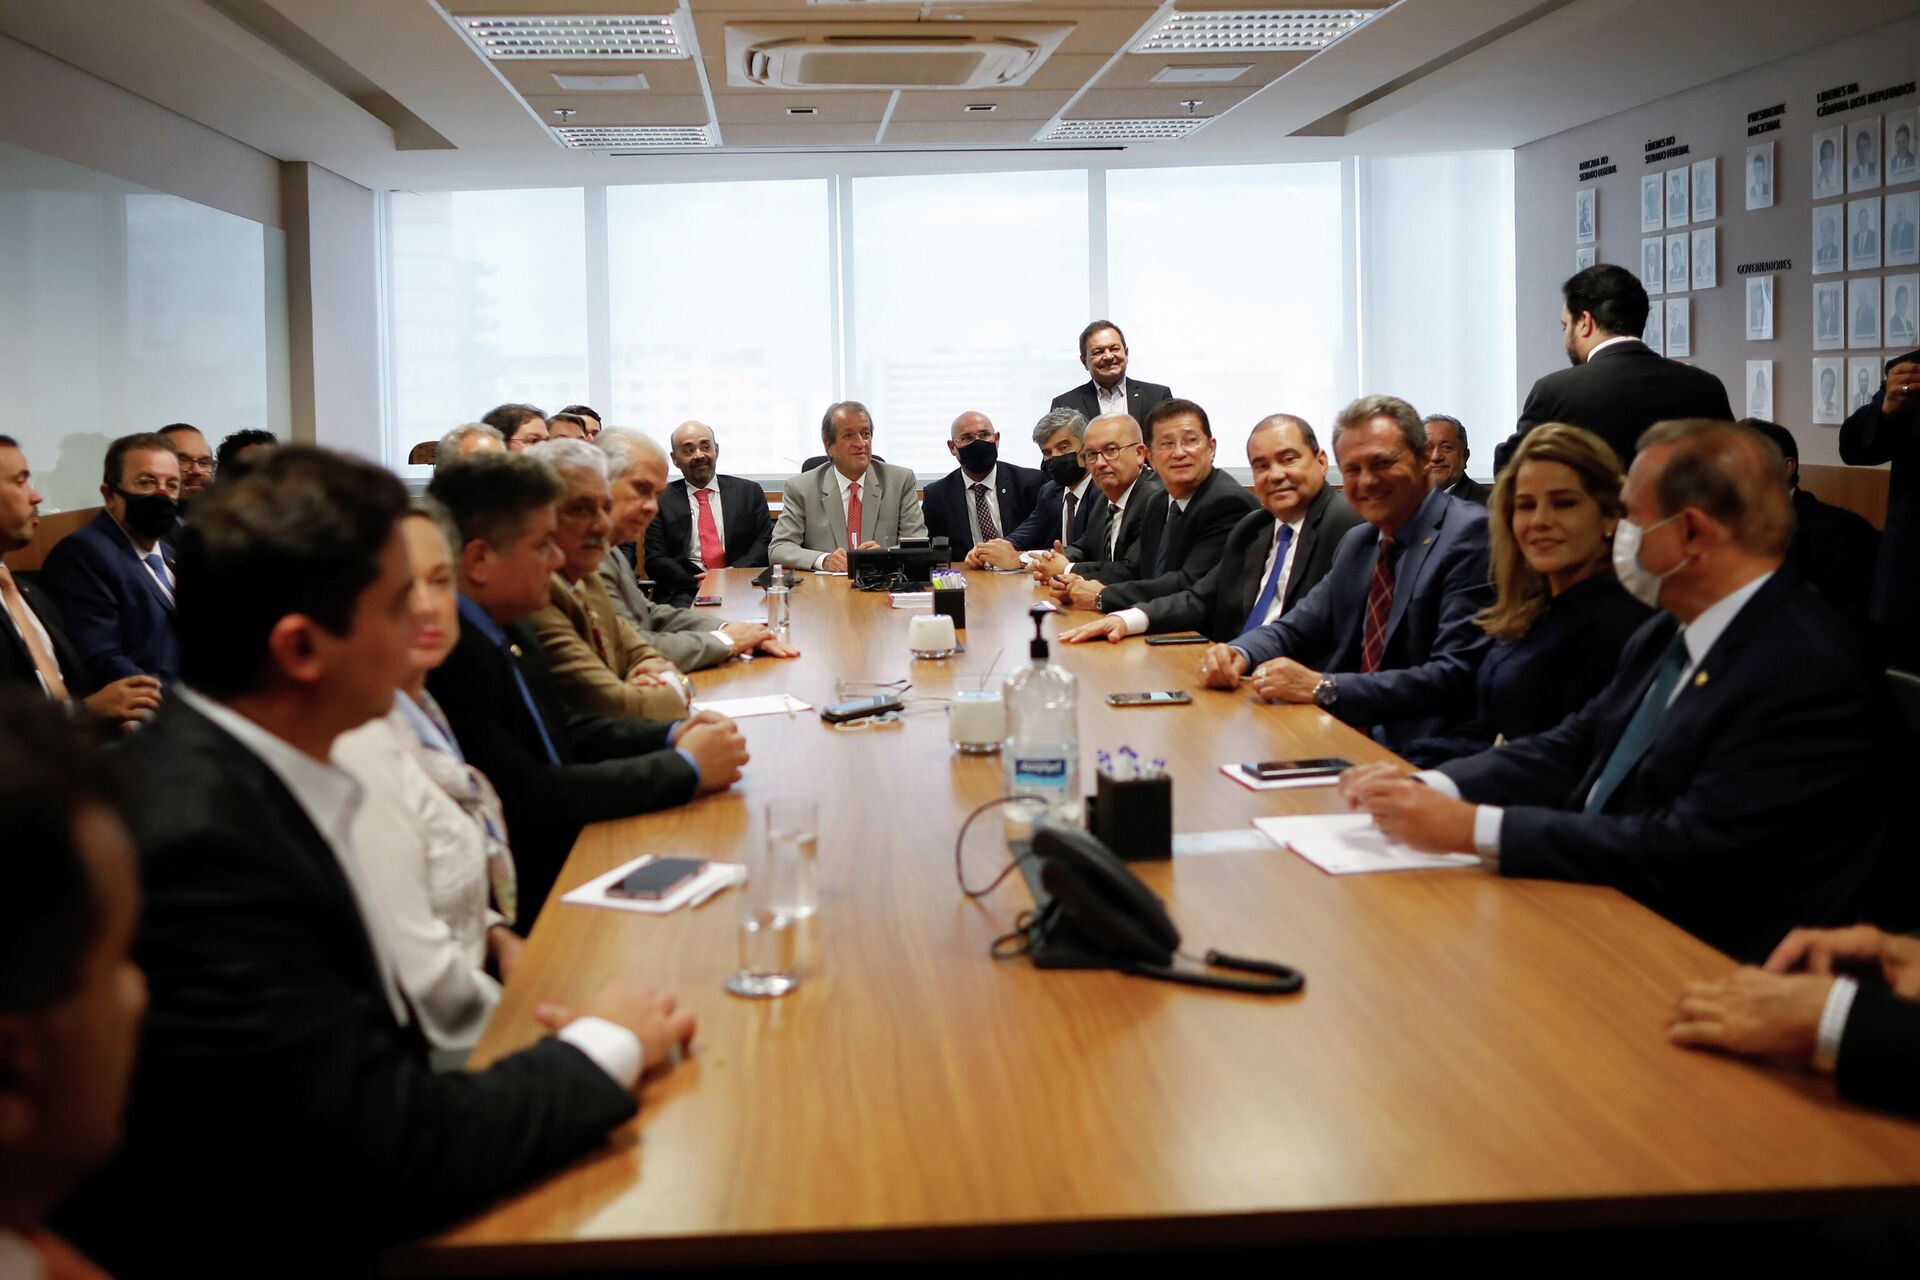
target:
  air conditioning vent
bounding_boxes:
[725,22,1071,90]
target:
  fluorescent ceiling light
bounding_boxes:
[549,73,652,91]
[554,125,714,148]
[462,16,685,60]
[1132,9,1373,54]
[1041,117,1210,142]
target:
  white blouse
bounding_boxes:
[334,709,501,1056]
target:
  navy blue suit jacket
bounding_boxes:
[922,463,1046,559]
[1008,478,1097,552]
[1232,489,1493,749]
[1437,569,1901,962]
[38,510,179,686]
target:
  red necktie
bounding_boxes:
[693,488,726,570]
[1360,535,1396,673]
[847,480,863,547]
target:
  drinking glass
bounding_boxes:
[725,838,798,999]
[766,796,819,919]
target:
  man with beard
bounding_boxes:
[642,420,773,605]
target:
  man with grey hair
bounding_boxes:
[1422,414,1489,506]
[436,423,506,472]
[922,410,1045,561]
[965,407,1096,570]
[1199,394,1493,752]
[597,429,796,669]
[770,401,926,572]
[1341,419,1898,967]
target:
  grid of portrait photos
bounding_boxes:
[1811,107,1918,425]
[1638,153,1719,361]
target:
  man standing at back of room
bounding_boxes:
[1051,320,1172,427]
[1496,264,1732,471]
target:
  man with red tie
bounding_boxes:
[769,401,928,573]
[641,421,773,606]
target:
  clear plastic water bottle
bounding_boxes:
[1002,603,1081,826]
[766,563,791,644]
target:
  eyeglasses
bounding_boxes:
[1078,443,1140,464]
[1152,434,1209,454]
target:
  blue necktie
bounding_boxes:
[1583,632,1688,813]
[1152,501,1183,576]
[1240,524,1294,635]
[503,642,563,766]
[144,552,175,606]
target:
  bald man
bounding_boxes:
[643,420,773,606]
[921,410,1046,560]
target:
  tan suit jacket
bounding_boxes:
[525,574,689,721]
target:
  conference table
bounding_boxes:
[396,567,1920,1273]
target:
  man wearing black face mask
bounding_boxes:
[968,408,1097,570]
[923,411,1045,560]
[40,433,183,687]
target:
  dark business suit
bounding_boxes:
[1839,349,1920,668]
[38,510,180,685]
[1064,470,1164,572]
[1050,376,1173,426]
[1437,569,1900,962]
[1836,983,1920,1117]
[1497,339,1734,472]
[1008,478,1097,552]
[1233,489,1494,750]
[58,698,636,1276]
[922,463,1046,560]
[1442,474,1493,506]
[1129,486,1364,641]
[428,614,698,929]
[1788,485,1879,639]
[644,474,773,587]
[1093,466,1262,595]
[0,572,90,697]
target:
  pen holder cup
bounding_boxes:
[1089,772,1172,862]
[932,586,967,630]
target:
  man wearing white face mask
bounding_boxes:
[1338,419,1902,963]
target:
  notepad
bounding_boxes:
[889,592,932,609]
[1252,813,1480,876]
[561,854,746,915]
[689,694,812,718]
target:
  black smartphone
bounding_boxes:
[819,694,904,724]
[1105,690,1193,707]
[607,857,706,901]
[692,595,723,607]
[1144,634,1210,646]
[1246,757,1352,780]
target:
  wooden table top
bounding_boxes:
[398,567,1920,1273]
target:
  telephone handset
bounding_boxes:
[1022,821,1303,996]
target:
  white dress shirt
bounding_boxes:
[1587,334,1638,361]
[1418,572,1776,861]
[1096,379,1128,418]
[685,478,727,568]
[1113,512,1301,637]
[334,708,503,1055]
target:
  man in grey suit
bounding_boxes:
[771,401,928,572]
[1061,414,1362,644]
[595,429,794,670]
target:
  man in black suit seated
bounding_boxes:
[0,437,163,729]
[1423,415,1490,505]
[1023,412,1162,583]
[1199,396,1493,750]
[0,697,145,1280]
[57,446,698,1275]
[1840,348,1920,671]
[1671,924,1920,1119]
[922,411,1046,561]
[1050,319,1172,427]
[1744,418,1878,637]
[1047,398,1261,612]
[642,420,774,607]
[965,408,1098,568]
[1496,263,1734,471]
[1341,420,1899,963]
[428,452,748,927]
[1061,414,1362,644]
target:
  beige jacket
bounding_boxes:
[526,573,690,721]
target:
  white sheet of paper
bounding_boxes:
[1171,828,1281,858]
[889,592,932,609]
[1252,813,1480,875]
[561,854,746,915]
[689,694,813,718]
[1220,762,1343,792]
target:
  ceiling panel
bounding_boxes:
[711,89,893,122]
[887,87,1072,122]
[1067,85,1256,119]
[883,118,1049,145]
[722,120,884,146]
[521,92,710,125]
[445,0,680,16]
[1093,49,1310,91]
[494,57,705,95]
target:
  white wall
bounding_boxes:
[283,161,382,457]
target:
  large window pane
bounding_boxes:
[607,180,832,474]
[389,188,587,459]
[1108,163,1347,454]
[850,171,1090,475]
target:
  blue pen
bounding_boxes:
[1150,758,1166,779]
[1119,746,1138,781]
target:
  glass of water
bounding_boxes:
[725,839,798,999]
[766,796,819,919]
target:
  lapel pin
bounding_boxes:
[508,643,522,659]
[1693,671,1709,687]
[1423,535,1433,546]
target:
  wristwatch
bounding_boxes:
[1312,674,1339,708]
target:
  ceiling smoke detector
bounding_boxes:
[461,15,685,60]
[1132,9,1374,55]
